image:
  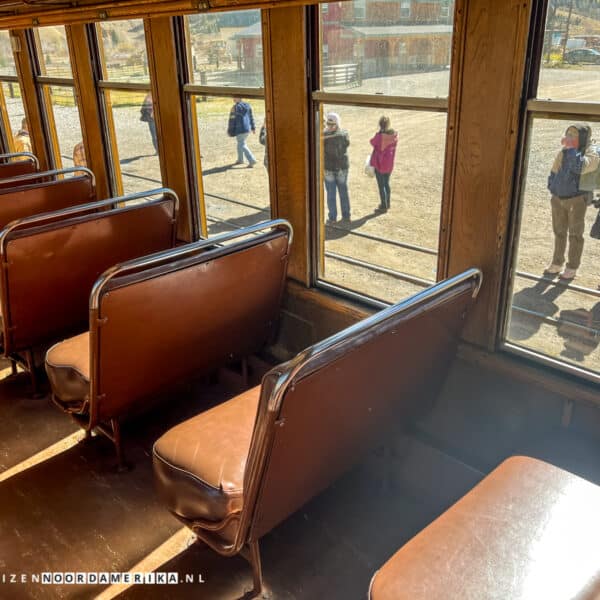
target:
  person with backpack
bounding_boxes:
[369,115,398,213]
[546,123,599,280]
[227,97,257,168]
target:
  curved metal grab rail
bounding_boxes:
[90,218,293,311]
[0,166,95,188]
[0,187,179,259]
[0,152,39,169]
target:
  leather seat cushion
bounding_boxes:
[45,332,90,411]
[153,385,261,524]
[369,456,600,600]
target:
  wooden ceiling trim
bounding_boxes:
[0,0,320,31]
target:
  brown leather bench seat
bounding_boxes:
[0,189,178,391]
[45,332,90,410]
[369,455,600,600]
[153,268,482,596]
[46,220,291,466]
[154,386,261,525]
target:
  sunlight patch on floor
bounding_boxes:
[0,430,84,482]
[95,527,197,599]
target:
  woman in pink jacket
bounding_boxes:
[370,116,398,213]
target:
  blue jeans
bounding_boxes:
[236,133,256,164]
[375,171,391,208]
[147,119,158,153]
[324,169,350,221]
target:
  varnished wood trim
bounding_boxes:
[527,99,600,118]
[0,83,15,152]
[97,81,151,91]
[312,91,448,111]
[11,29,49,170]
[39,83,61,169]
[444,0,533,351]
[188,95,207,238]
[263,6,309,285]
[102,88,124,196]
[145,17,192,241]
[183,84,265,98]
[458,343,600,407]
[66,24,111,199]
[0,0,323,31]
[437,0,467,280]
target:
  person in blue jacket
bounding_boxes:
[227,97,257,167]
[546,123,599,280]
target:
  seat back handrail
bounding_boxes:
[0,152,39,168]
[0,166,94,189]
[89,218,293,311]
[0,187,179,258]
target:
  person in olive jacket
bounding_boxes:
[323,112,351,224]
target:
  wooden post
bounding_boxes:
[10,29,50,171]
[263,7,310,285]
[66,24,111,199]
[145,17,192,242]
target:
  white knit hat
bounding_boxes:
[326,112,341,127]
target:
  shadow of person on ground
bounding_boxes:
[202,164,242,176]
[120,154,156,165]
[324,210,382,241]
[556,301,600,363]
[206,208,271,237]
[508,276,569,341]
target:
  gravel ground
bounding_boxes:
[3,65,600,373]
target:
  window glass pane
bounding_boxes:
[0,31,16,77]
[97,20,150,84]
[320,0,453,97]
[318,105,445,302]
[506,117,600,376]
[36,26,72,78]
[1,82,27,152]
[538,5,600,102]
[43,86,83,169]
[105,90,161,194]
[186,11,264,88]
[193,96,270,236]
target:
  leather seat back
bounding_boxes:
[242,270,482,545]
[0,170,95,229]
[0,159,38,185]
[0,193,178,356]
[89,224,291,426]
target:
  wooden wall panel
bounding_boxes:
[145,17,192,241]
[66,25,111,199]
[263,6,310,285]
[443,0,532,350]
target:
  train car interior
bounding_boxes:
[0,0,599,598]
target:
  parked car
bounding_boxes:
[564,48,600,64]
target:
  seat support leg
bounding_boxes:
[25,350,42,397]
[247,540,264,597]
[111,419,129,472]
[10,359,17,376]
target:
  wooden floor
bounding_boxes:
[2,355,600,599]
